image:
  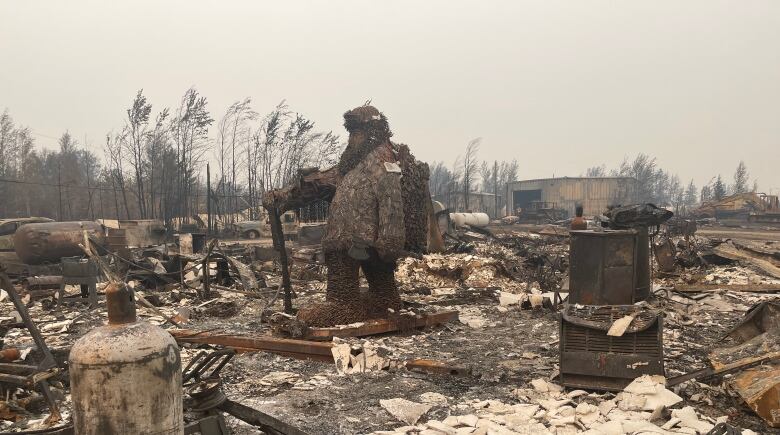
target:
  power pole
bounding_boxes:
[494,160,498,218]
[57,164,63,221]
[86,159,94,220]
[206,163,212,235]
[99,182,105,221]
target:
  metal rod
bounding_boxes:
[0,267,61,422]
[219,399,309,435]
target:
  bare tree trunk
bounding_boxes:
[111,176,120,219]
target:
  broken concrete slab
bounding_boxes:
[380,398,433,425]
[671,406,714,433]
[621,375,682,411]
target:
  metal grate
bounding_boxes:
[563,321,661,356]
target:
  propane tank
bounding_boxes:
[13,221,106,265]
[69,283,183,435]
[449,212,490,228]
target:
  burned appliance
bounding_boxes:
[58,256,99,308]
[561,204,671,391]
[559,304,664,391]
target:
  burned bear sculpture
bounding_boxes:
[296,105,430,327]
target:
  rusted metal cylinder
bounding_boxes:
[105,283,137,325]
[69,283,183,435]
[13,221,106,265]
[0,348,20,362]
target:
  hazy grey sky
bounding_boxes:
[2,1,779,193]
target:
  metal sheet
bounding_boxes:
[569,230,641,305]
[726,301,780,343]
[507,177,638,217]
[732,363,780,427]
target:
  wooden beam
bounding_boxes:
[303,311,459,341]
[713,244,780,279]
[674,283,780,293]
[170,330,334,362]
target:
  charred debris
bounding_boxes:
[0,211,777,434]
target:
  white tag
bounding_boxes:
[384,162,402,173]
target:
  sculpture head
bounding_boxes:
[338,105,393,174]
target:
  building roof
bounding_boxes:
[508,176,637,185]
[0,217,54,225]
[432,191,497,198]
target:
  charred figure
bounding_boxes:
[297,105,429,327]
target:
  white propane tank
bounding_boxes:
[449,212,490,228]
[69,283,183,435]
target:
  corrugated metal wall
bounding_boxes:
[505,177,637,217]
[431,192,499,219]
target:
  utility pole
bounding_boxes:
[493,161,499,218]
[111,176,120,220]
[57,164,63,221]
[99,183,105,222]
[86,159,94,220]
[206,163,212,236]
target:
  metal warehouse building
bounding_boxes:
[505,177,638,217]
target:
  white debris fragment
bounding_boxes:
[598,400,616,417]
[41,319,72,333]
[458,313,489,329]
[363,343,387,371]
[457,414,479,427]
[498,291,523,307]
[528,293,545,308]
[331,342,352,375]
[258,371,299,386]
[529,378,563,394]
[575,402,600,426]
[419,392,449,405]
[621,375,682,411]
[19,347,32,361]
[380,398,433,425]
[672,406,714,433]
[531,378,552,392]
[606,314,636,337]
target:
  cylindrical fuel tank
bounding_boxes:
[13,221,106,265]
[449,212,490,228]
[69,283,183,435]
[568,229,649,305]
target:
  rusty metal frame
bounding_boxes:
[170,330,334,362]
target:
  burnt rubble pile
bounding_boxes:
[0,217,779,434]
